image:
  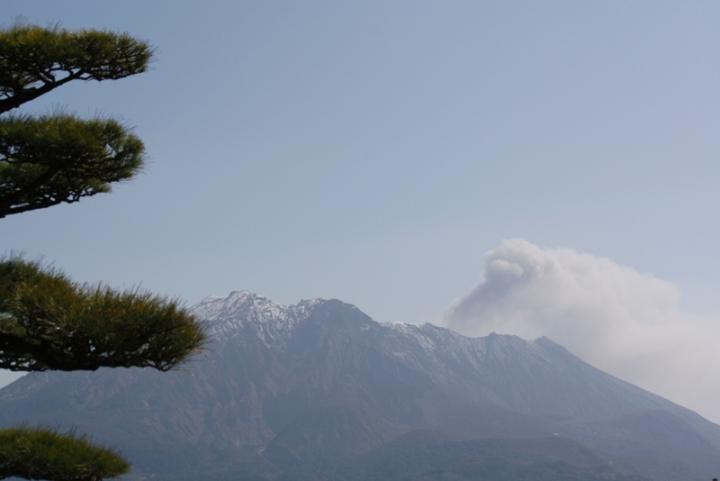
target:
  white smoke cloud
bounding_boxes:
[444,239,720,423]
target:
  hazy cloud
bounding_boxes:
[445,239,720,422]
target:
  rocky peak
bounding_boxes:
[193,291,333,341]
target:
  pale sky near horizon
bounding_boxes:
[2,1,720,418]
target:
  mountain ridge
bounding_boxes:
[1,292,719,481]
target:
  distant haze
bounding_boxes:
[1,0,719,424]
[3,293,720,480]
[445,239,720,423]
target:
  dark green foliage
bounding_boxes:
[0,258,206,372]
[0,114,144,218]
[0,23,204,481]
[0,427,129,481]
[0,25,151,114]
[0,24,150,218]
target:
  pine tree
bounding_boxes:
[0,25,206,481]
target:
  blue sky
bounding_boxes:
[2,2,720,396]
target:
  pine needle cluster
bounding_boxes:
[0,24,206,481]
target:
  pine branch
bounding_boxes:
[0,25,152,114]
[0,114,144,219]
[0,427,129,481]
[0,259,207,372]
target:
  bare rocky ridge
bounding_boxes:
[1,291,719,480]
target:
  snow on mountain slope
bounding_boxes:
[1,291,719,481]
